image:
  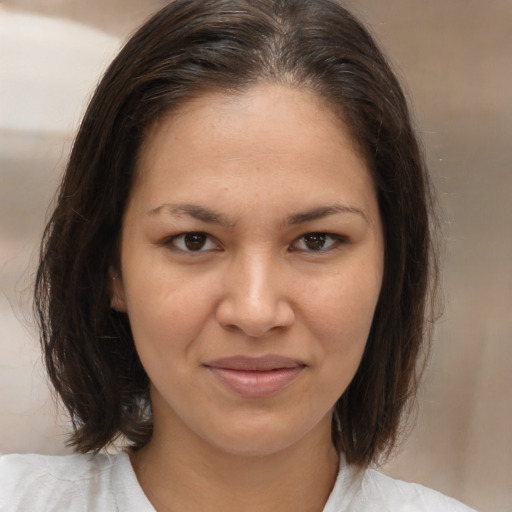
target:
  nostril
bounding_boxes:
[215,297,295,337]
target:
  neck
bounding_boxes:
[130,414,339,512]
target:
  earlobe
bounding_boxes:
[109,269,127,312]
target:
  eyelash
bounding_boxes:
[165,232,347,254]
[166,232,220,253]
[291,233,345,252]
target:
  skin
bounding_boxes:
[111,84,384,512]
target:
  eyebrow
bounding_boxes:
[286,204,368,225]
[148,202,368,227]
[147,203,233,227]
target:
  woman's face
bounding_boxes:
[112,84,384,457]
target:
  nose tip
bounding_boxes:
[215,252,295,337]
[216,297,295,337]
[215,266,296,337]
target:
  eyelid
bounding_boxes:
[162,231,347,254]
[165,232,221,252]
[290,232,348,252]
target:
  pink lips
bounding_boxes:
[204,356,306,398]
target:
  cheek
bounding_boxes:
[121,265,217,351]
[307,264,381,338]
[305,266,382,398]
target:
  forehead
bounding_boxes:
[140,84,359,163]
[130,84,378,222]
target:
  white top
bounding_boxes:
[0,451,476,511]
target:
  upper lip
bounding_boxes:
[204,355,305,371]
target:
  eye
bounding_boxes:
[168,232,218,252]
[292,232,341,252]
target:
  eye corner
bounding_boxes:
[290,232,348,253]
[164,231,222,253]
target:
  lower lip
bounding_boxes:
[206,366,305,398]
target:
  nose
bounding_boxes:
[215,250,295,337]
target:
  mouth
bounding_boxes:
[204,355,306,398]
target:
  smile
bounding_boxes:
[204,356,306,398]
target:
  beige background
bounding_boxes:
[1,1,511,511]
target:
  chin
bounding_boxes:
[210,435,300,458]
[200,412,331,459]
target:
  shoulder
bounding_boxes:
[358,469,477,511]
[0,451,115,480]
[0,451,125,511]
[325,463,477,512]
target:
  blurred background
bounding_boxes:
[0,1,510,510]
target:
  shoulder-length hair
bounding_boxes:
[35,0,438,467]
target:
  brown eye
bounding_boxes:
[292,233,339,252]
[303,233,327,251]
[183,233,207,251]
[170,232,217,252]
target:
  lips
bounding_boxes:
[204,356,306,398]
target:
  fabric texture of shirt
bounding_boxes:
[0,451,476,511]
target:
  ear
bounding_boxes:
[109,268,127,312]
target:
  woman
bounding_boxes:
[0,0,475,510]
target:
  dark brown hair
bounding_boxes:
[35,0,437,467]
